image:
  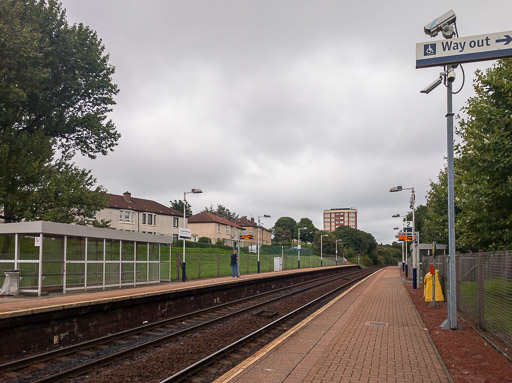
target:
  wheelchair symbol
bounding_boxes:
[424,44,436,56]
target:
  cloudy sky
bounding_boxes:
[60,0,512,244]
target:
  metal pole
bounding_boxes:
[335,240,338,265]
[442,69,460,329]
[412,203,417,289]
[320,235,323,267]
[297,228,301,269]
[430,241,437,307]
[182,192,187,282]
[257,218,261,273]
[237,239,240,276]
[405,241,408,278]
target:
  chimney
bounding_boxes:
[250,217,255,222]
[123,191,132,202]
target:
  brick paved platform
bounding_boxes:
[215,267,452,383]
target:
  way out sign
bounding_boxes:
[416,30,512,68]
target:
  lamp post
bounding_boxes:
[182,188,202,282]
[392,213,407,266]
[420,65,459,330]
[257,214,271,273]
[390,186,418,288]
[320,234,328,267]
[335,239,343,266]
[297,227,307,269]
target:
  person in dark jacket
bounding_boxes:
[230,250,239,277]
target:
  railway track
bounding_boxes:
[161,267,378,383]
[0,268,376,383]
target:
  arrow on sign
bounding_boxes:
[496,35,512,45]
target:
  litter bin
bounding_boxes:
[1,270,20,297]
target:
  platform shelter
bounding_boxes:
[0,221,173,296]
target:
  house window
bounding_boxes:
[142,213,146,224]
[173,234,178,242]
[119,211,123,221]
[153,215,156,225]
[226,226,230,234]
[148,214,153,225]
[124,211,130,222]
[217,224,221,233]
[173,217,179,227]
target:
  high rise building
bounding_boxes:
[323,208,358,232]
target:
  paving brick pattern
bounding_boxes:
[217,267,451,383]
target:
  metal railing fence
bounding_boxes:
[421,251,512,349]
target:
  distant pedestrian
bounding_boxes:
[230,250,239,277]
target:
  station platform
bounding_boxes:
[0,266,350,319]
[215,267,452,383]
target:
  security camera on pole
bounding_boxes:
[416,10,512,329]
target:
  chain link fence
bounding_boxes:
[421,251,512,351]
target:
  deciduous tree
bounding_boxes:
[0,0,120,223]
[455,59,512,250]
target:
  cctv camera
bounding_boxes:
[424,9,456,38]
[421,75,443,94]
[447,67,456,82]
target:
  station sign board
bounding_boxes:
[403,221,413,233]
[239,231,254,240]
[416,31,512,68]
[179,228,192,239]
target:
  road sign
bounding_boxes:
[179,228,191,239]
[239,234,254,240]
[416,31,512,68]
[399,235,413,242]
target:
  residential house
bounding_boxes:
[188,211,243,246]
[95,191,184,240]
[235,217,272,246]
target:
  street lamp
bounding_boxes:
[392,213,407,268]
[320,234,328,267]
[335,239,343,266]
[257,214,271,273]
[182,188,202,282]
[390,185,418,288]
[297,227,307,269]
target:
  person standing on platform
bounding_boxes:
[230,250,239,278]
